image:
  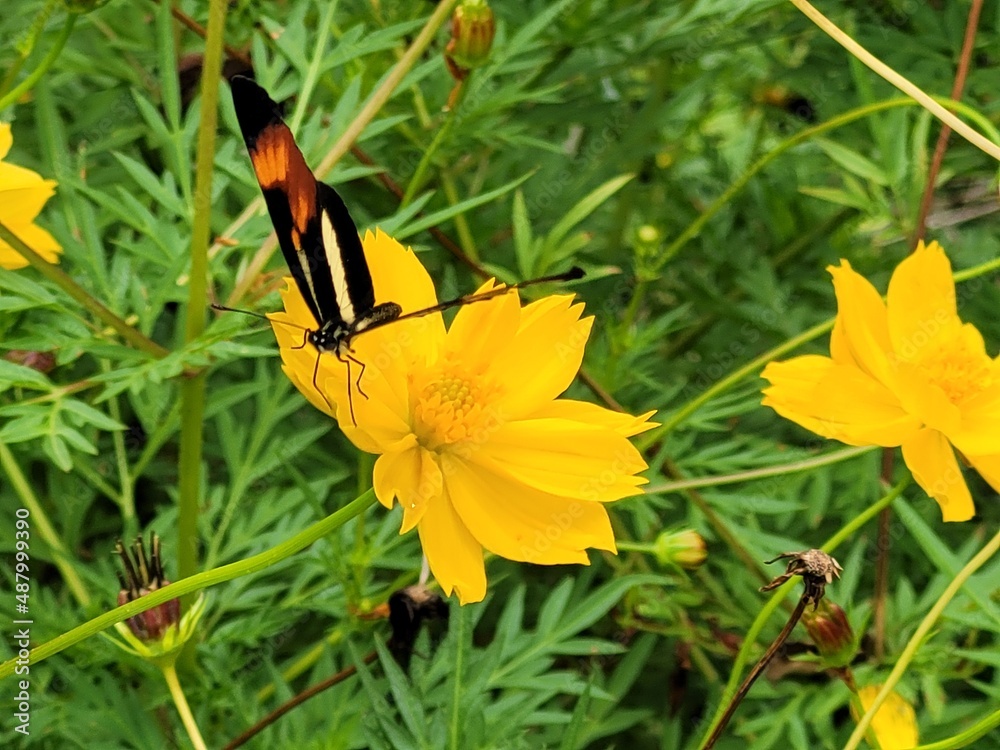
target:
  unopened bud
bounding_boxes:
[801,599,856,668]
[653,529,706,569]
[116,534,180,642]
[445,0,495,80]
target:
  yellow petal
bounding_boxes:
[0,220,62,269]
[444,454,616,565]
[373,438,441,533]
[828,260,895,386]
[762,356,920,446]
[0,123,11,160]
[417,485,486,604]
[491,295,593,418]
[0,163,57,219]
[528,399,657,437]
[966,452,1000,496]
[444,280,521,371]
[949,380,1000,456]
[855,686,919,750]
[892,361,960,436]
[469,418,647,502]
[900,428,975,522]
[886,241,961,364]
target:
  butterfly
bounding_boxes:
[227,75,582,421]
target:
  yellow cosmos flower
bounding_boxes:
[270,229,656,603]
[854,686,919,750]
[0,123,61,269]
[762,242,1000,522]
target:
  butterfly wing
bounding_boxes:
[230,75,376,332]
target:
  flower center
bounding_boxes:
[917,337,994,404]
[412,361,501,451]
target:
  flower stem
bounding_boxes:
[787,0,1000,162]
[177,0,228,589]
[0,11,77,112]
[912,707,1000,749]
[695,478,909,749]
[402,76,470,207]
[162,664,209,750]
[843,524,1000,750]
[0,222,169,359]
[703,594,810,749]
[644,446,872,494]
[0,490,377,678]
[449,604,466,750]
[222,0,460,307]
[0,442,91,607]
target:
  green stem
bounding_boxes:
[843,524,1000,750]
[0,442,91,607]
[912,707,1000,749]
[696,478,910,749]
[162,664,209,750]
[0,490,377,678]
[643,252,1000,446]
[102,360,136,529]
[449,604,466,750]
[645,446,873,494]
[402,76,470,207]
[0,12,77,112]
[441,172,479,261]
[0,222,169,359]
[177,0,227,586]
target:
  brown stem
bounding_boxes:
[703,594,810,749]
[167,2,251,67]
[223,651,377,750]
[0,222,170,359]
[910,0,983,247]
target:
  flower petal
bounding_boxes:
[0,124,11,160]
[901,428,975,522]
[467,418,647,502]
[762,355,920,446]
[528,400,657,437]
[966,452,1000,497]
[950,379,1000,456]
[0,163,57,219]
[828,260,895,387]
[887,241,961,364]
[373,438,442,533]
[444,280,521,371]
[491,295,593,418]
[444,454,616,565]
[417,486,486,604]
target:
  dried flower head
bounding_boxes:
[760,549,842,606]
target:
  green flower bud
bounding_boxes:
[653,529,706,570]
[445,0,495,80]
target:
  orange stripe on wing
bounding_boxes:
[249,123,317,234]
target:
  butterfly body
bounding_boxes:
[230,75,401,356]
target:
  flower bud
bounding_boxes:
[801,599,856,668]
[653,529,706,569]
[853,685,919,749]
[445,0,495,80]
[116,535,180,642]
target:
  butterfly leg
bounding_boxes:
[291,328,310,351]
[310,351,334,412]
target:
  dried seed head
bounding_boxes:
[760,549,842,606]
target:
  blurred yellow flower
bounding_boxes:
[270,229,656,603]
[854,686,919,750]
[0,123,61,269]
[762,242,1000,522]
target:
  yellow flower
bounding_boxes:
[854,685,919,749]
[270,229,656,603]
[0,123,61,269]
[762,242,1000,522]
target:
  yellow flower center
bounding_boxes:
[917,338,993,404]
[411,361,502,451]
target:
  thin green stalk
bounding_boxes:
[696,478,910,749]
[287,0,338,133]
[449,605,466,750]
[441,172,479,261]
[789,0,1000,162]
[177,0,227,585]
[0,222,169,359]
[644,446,873,494]
[0,490,376,678]
[843,525,1000,750]
[0,442,91,607]
[162,664,208,750]
[912,708,1000,749]
[102,360,135,529]
[0,12,77,112]
[0,0,61,99]
[644,252,1000,446]
[402,76,470,207]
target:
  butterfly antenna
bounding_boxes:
[387,266,586,326]
[213,303,313,337]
